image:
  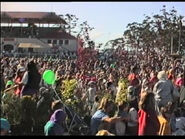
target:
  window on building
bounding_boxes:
[18,48,23,53]
[28,48,33,53]
[3,45,14,52]
[53,40,57,44]
[59,40,63,45]
[64,40,69,45]
[47,40,52,44]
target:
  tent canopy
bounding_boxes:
[18,43,43,48]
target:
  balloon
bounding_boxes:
[42,70,56,85]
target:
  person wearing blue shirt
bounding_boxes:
[90,97,126,135]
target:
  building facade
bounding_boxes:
[0,11,78,57]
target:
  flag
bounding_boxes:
[77,38,84,56]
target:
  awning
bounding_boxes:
[18,43,42,48]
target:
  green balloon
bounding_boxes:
[42,70,56,85]
[110,64,116,68]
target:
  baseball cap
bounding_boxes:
[5,80,14,88]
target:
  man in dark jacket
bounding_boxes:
[179,86,185,105]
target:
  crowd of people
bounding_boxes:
[1,47,185,136]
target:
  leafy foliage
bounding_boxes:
[59,14,95,48]
[123,5,185,53]
[115,78,129,104]
[1,92,22,125]
[61,79,80,112]
[20,96,37,120]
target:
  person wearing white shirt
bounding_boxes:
[87,81,96,109]
[127,103,138,135]
[173,108,185,136]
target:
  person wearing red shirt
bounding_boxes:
[14,67,25,96]
[138,92,160,135]
[128,67,139,87]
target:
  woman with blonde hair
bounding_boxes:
[90,97,126,135]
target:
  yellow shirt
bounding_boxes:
[158,115,171,135]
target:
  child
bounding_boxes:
[91,95,100,116]
[5,75,14,89]
[172,108,185,136]
[115,102,130,135]
[127,102,138,135]
[158,106,171,135]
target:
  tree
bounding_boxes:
[59,14,79,35]
[124,22,143,51]
[59,14,95,48]
[123,5,185,54]
[104,37,124,50]
[77,21,95,48]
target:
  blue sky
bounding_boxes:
[1,2,185,45]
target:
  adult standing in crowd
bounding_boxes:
[138,92,160,135]
[44,109,67,136]
[21,60,41,97]
[14,67,25,96]
[90,97,127,135]
[153,71,174,110]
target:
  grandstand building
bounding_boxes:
[0,12,78,57]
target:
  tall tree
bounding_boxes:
[59,14,79,35]
[123,5,185,53]
[59,14,95,48]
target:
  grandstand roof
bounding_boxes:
[1,12,67,24]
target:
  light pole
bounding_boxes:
[171,33,173,54]
[178,19,182,53]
